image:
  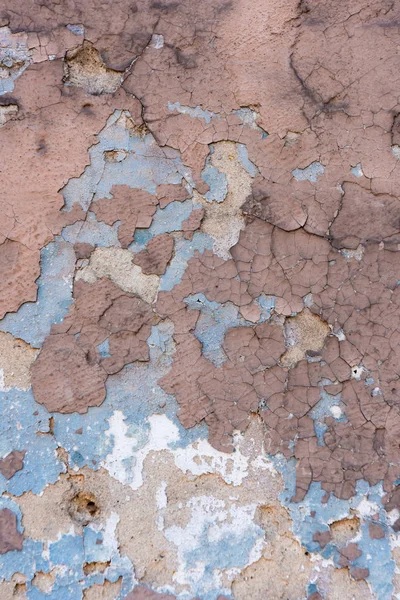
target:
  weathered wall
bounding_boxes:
[0,1,400,598]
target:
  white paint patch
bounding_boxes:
[355,497,380,518]
[387,508,400,527]
[392,145,400,160]
[0,369,6,392]
[101,411,139,486]
[334,329,346,341]
[150,34,164,49]
[102,412,254,490]
[330,405,342,419]
[164,496,263,591]
[351,365,365,380]
[174,438,249,486]
[102,413,179,489]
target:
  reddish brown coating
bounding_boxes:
[312,530,331,549]
[0,451,26,480]
[156,184,190,209]
[308,593,323,600]
[182,208,205,240]
[242,175,307,231]
[350,567,370,581]
[124,586,175,600]
[31,279,158,413]
[133,233,174,275]
[74,242,95,260]
[368,523,385,540]
[92,186,158,248]
[0,509,23,554]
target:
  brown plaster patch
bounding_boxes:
[0,508,23,554]
[124,587,175,600]
[31,279,158,413]
[0,450,26,480]
[133,234,174,275]
[92,186,158,249]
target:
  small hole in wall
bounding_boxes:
[68,491,100,525]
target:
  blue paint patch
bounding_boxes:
[235,108,269,138]
[0,539,44,583]
[184,294,239,366]
[351,163,363,178]
[292,162,325,183]
[144,199,195,237]
[97,338,111,358]
[66,24,84,35]
[202,149,228,203]
[308,385,346,446]
[62,110,189,212]
[0,388,64,496]
[0,238,75,347]
[83,528,109,563]
[62,212,121,248]
[159,233,213,292]
[356,520,394,600]
[237,144,258,177]
[183,293,276,367]
[167,101,216,124]
[50,534,85,583]
[256,294,275,321]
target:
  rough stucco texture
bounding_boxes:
[0,1,400,599]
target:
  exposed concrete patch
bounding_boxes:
[76,247,160,304]
[281,309,330,367]
[0,332,38,391]
[64,41,124,94]
[83,578,123,599]
[15,476,75,541]
[0,104,18,126]
[32,570,55,594]
[325,568,373,600]
[330,517,360,547]
[0,27,31,94]
[198,142,253,260]
[232,542,311,600]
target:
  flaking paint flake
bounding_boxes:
[1,1,400,599]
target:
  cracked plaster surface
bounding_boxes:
[1,0,400,598]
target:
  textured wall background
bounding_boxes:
[0,1,400,598]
